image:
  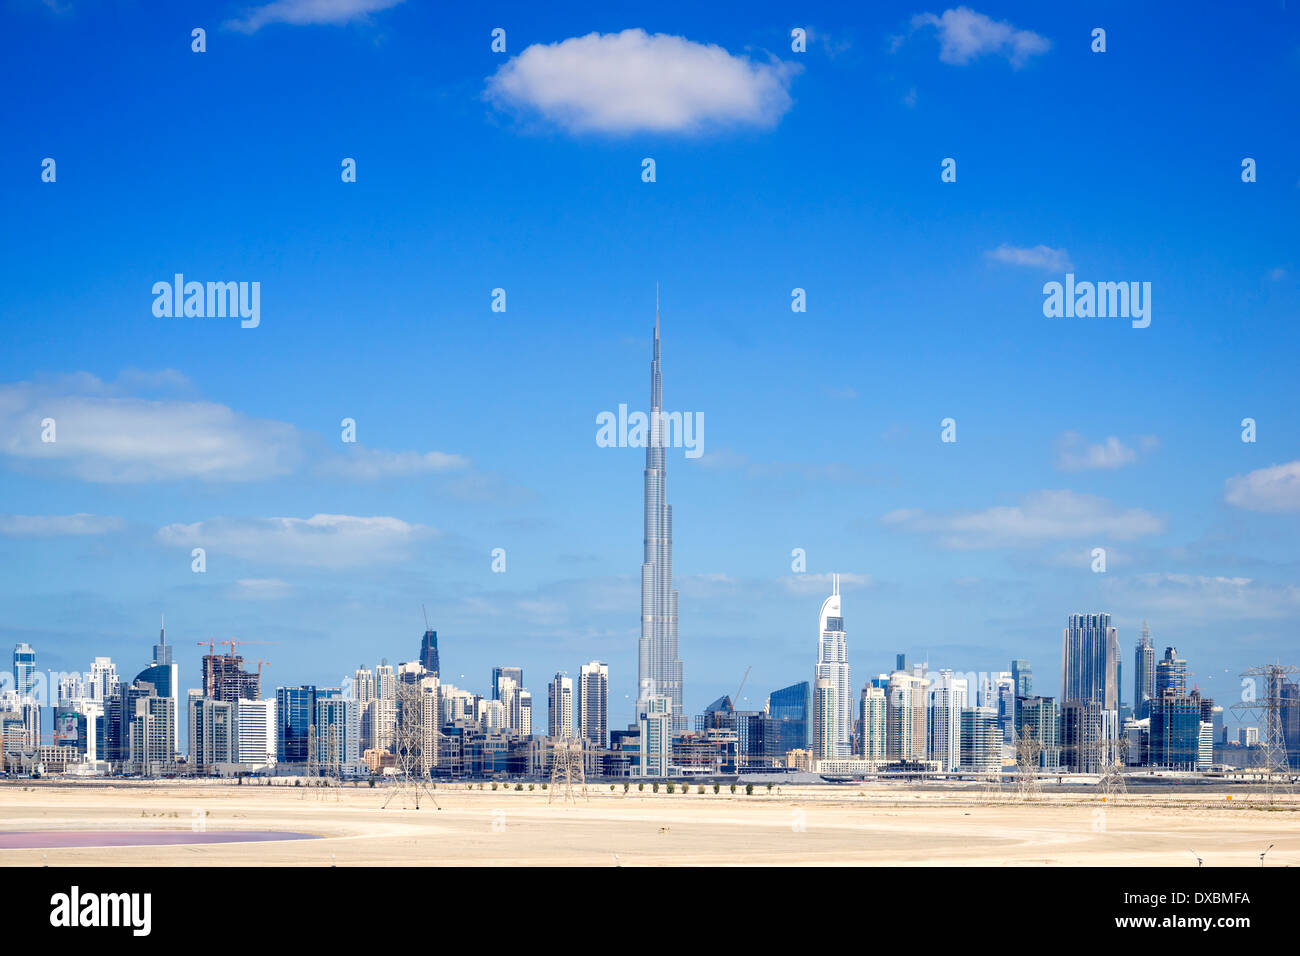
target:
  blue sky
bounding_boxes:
[1,0,1297,733]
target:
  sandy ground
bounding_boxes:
[0,780,1296,866]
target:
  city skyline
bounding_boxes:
[2,2,1297,733]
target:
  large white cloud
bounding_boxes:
[883,490,1164,549]
[0,379,301,483]
[911,7,1050,68]
[1225,461,1300,512]
[486,29,801,134]
[157,514,435,568]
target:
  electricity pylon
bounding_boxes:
[1096,732,1127,800]
[1233,663,1298,804]
[383,679,439,810]
[1015,728,1043,802]
[549,738,588,804]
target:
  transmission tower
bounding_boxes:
[1014,728,1043,802]
[306,723,317,780]
[1232,663,1298,804]
[1096,731,1127,800]
[382,679,440,810]
[549,738,588,804]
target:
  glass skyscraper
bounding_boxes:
[769,681,810,753]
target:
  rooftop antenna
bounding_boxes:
[655,282,659,338]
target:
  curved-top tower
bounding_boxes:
[816,573,851,755]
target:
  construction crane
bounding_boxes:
[735,666,751,710]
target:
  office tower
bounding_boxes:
[887,670,929,761]
[995,673,1016,743]
[1155,646,1187,699]
[315,694,359,772]
[492,667,524,701]
[859,685,886,760]
[769,681,810,755]
[189,697,236,771]
[127,691,176,776]
[419,628,440,677]
[579,661,609,748]
[519,689,532,737]
[548,673,573,738]
[1148,694,1201,770]
[135,617,180,755]
[927,670,968,772]
[234,698,276,765]
[1060,699,1105,773]
[1134,621,1155,719]
[1011,659,1032,698]
[960,706,1001,774]
[202,654,260,702]
[354,666,375,750]
[638,694,672,776]
[12,643,35,699]
[276,685,316,764]
[1016,695,1060,769]
[816,573,851,755]
[439,683,476,724]
[638,304,685,730]
[89,657,117,700]
[896,653,908,673]
[1061,613,1120,710]
[812,677,837,760]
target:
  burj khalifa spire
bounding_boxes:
[638,287,684,730]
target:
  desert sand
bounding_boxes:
[0,780,1296,866]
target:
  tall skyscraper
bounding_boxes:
[927,670,968,772]
[419,628,439,677]
[638,302,684,730]
[812,677,837,760]
[1155,646,1187,699]
[1061,612,1119,710]
[578,661,609,748]
[12,643,35,698]
[769,681,810,754]
[1135,621,1155,718]
[492,667,523,701]
[1011,659,1032,698]
[135,616,180,755]
[548,673,573,739]
[859,685,887,760]
[816,573,851,755]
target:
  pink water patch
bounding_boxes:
[0,830,318,849]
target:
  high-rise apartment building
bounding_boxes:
[812,677,837,760]
[927,670,968,771]
[578,661,609,748]
[638,694,672,776]
[12,643,35,699]
[1134,621,1155,719]
[859,685,886,760]
[548,673,573,739]
[887,669,929,761]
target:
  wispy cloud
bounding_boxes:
[986,243,1071,271]
[486,29,801,134]
[910,7,1050,68]
[323,447,469,480]
[157,514,436,568]
[883,490,1164,549]
[0,513,125,537]
[229,578,293,600]
[1225,461,1300,513]
[226,0,404,33]
[1055,432,1153,472]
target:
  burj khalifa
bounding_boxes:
[638,294,685,731]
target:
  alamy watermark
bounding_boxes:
[596,404,703,459]
[152,274,260,328]
[1042,273,1150,328]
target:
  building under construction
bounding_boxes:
[202,654,261,702]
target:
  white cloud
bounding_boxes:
[323,447,469,480]
[911,7,1050,67]
[229,578,293,600]
[0,513,125,537]
[1105,573,1300,621]
[780,571,873,595]
[226,0,404,33]
[1055,432,1138,472]
[486,29,801,134]
[1225,461,1300,513]
[882,490,1164,549]
[0,378,301,483]
[157,514,435,568]
[986,243,1071,270]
